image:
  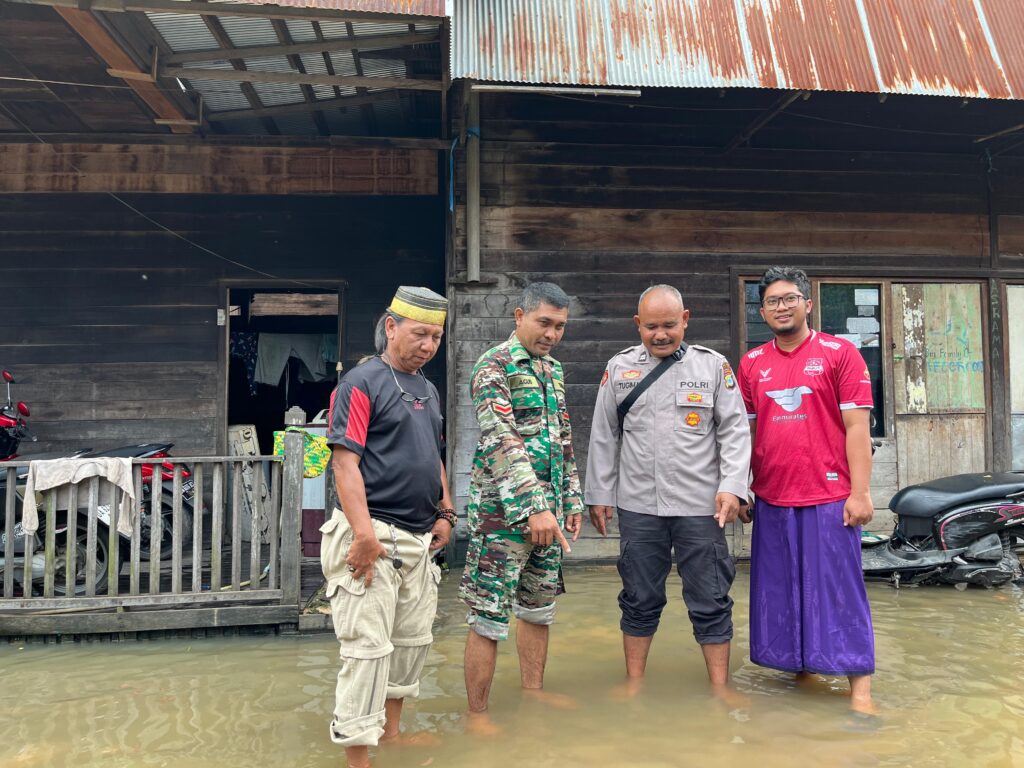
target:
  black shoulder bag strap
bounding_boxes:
[616,345,685,434]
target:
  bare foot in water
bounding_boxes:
[711,684,751,710]
[464,711,504,737]
[794,672,845,695]
[849,693,880,716]
[522,688,578,709]
[610,676,645,701]
[379,731,441,748]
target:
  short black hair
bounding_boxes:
[518,282,570,313]
[758,267,811,303]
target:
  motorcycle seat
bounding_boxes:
[889,472,1024,518]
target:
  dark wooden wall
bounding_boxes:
[448,89,1024,555]
[1,193,444,457]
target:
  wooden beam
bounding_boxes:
[723,90,806,154]
[0,604,298,636]
[204,92,397,122]
[270,18,328,136]
[9,0,445,24]
[52,7,195,134]
[0,132,450,148]
[0,143,440,195]
[163,31,439,65]
[164,66,444,91]
[197,12,278,135]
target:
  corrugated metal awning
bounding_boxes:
[452,0,1024,100]
[240,0,447,17]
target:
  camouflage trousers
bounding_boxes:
[459,531,564,641]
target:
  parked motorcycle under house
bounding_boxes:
[862,472,1024,587]
[0,369,196,596]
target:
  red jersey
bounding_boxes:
[738,330,873,506]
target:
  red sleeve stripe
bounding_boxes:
[345,386,371,447]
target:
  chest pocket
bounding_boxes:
[509,373,545,435]
[675,389,714,435]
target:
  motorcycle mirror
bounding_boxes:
[1,371,12,383]
[17,402,30,417]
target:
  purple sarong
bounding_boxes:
[749,499,875,676]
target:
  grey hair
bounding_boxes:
[758,267,811,303]
[637,284,684,313]
[517,282,570,314]
[374,310,404,355]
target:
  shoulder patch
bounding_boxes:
[600,369,609,387]
[722,361,737,389]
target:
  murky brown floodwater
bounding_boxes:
[2,566,1024,768]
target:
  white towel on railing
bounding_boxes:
[21,457,136,537]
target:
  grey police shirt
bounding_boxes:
[584,343,750,517]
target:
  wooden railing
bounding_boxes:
[0,431,305,636]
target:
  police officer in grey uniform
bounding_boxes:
[585,285,750,696]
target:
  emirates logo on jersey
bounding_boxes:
[803,358,824,377]
[766,386,813,412]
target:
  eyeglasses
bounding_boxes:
[383,357,433,405]
[762,293,805,310]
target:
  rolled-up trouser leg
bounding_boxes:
[460,532,534,640]
[327,571,394,748]
[616,508,672,637]
[671,516,735,645]
[512,540,562,625]
[388,527,440,700]
[330,653,389,747]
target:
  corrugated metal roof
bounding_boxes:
[230,0,447,17]
[452,0,1024,100]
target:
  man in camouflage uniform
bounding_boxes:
[460,282,584,725]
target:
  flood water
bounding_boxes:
[2,566,1024,768]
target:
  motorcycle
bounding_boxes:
[862,472,1024,587]
[0,369,196,596]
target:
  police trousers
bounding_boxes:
[616,508,735,644]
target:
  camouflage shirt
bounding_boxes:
[467,333,585,534]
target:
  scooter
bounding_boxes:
[862,472,1024,587]
[0,369,196,595]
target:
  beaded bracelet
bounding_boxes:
[436,508,457,527]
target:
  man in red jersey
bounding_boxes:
[737,267,877,715]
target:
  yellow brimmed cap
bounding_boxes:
[388,286,448,325]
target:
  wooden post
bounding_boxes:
[107,482,119,597]
[86,477,99,597]
[466,89,480,282]
[149,471,162,595]
[130,465,143,596]
[66,482,79,596]
[211,463,224,592]
[172,466,183,594]
[280,416,305,609]
[4,467,15,598]
[43,490,56,598]
[989,278,1010,471]
[191,464,204,594]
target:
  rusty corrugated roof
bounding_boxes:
[452,0,1024,99]
[242,0,447,17]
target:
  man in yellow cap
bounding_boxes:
[321,286,455,768]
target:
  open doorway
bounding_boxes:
[226,287,345,453]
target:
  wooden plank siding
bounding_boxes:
[0,144,438,195]
[0,191,443,457]
[448,92,1020,560]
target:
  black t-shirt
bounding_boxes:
[327,357,442,533]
